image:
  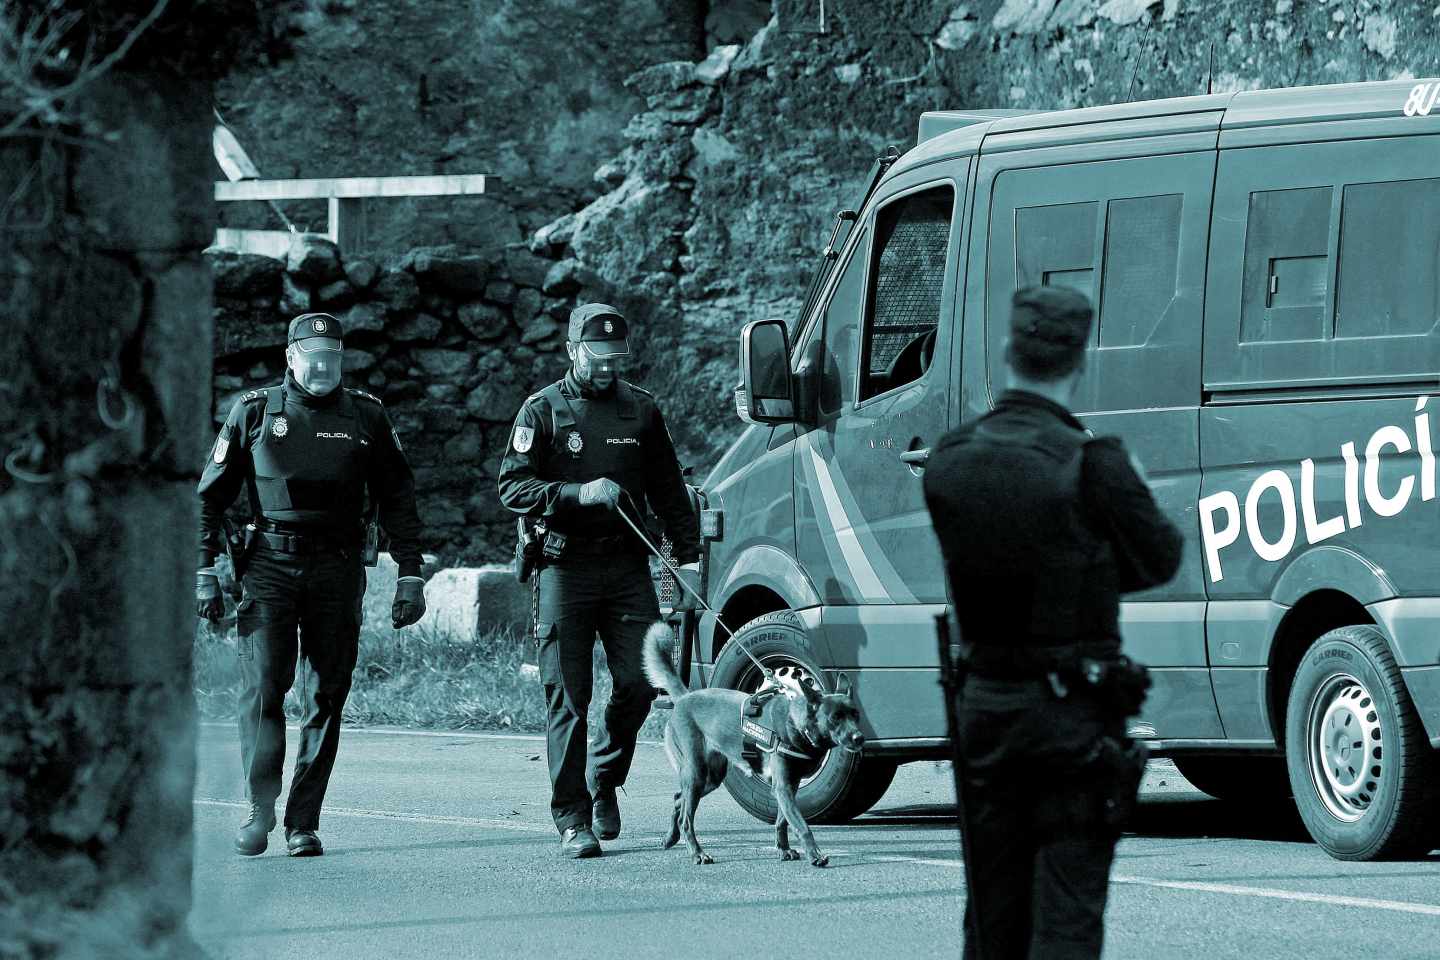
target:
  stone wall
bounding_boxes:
[210,233,609,565]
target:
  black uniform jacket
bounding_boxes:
[496,371,700,563]
[197,374,425,578]
[923,390,1183,651]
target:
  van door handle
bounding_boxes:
[900,447,930,478]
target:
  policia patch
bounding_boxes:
[513,425,534,454]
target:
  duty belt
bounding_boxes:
[962,641,1121,680]
[255,529,357,555]
[556,532,641,556]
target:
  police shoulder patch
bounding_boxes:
[212,431,230,464]
[513,425,534,454]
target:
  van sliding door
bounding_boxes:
[1201,134,1440,747]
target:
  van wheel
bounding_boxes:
[1285,625,1440,860]
[712,611,897,825]
[1171,755,1292,802]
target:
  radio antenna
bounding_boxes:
[1128,14,1157,102]
[1205,42,1215,95]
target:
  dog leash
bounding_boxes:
[614,492,776,685]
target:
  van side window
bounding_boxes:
[817,229,869,419]
[1206,137,1440,390]
[987,152,1212,412]
[1016,201,1098,306]
[1240,187,1333,343]
[1337,178,1440,339]
[1100,195,1183,348]
[858,185,954,402]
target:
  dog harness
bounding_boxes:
[740,689,823,761]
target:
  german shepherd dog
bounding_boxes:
[642,623,866,867]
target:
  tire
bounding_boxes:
[1284,625,1440,860]
[1171,755,1292,803]
[711,611,898,825]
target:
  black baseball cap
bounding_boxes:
[1009,286,1092,347]
[567,303,630,357]
[287,312,344,344]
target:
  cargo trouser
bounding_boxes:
[235,542,364,831]
[533,551,660,833]
[957,675,1131,960]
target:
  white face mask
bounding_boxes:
[287,338,343,396]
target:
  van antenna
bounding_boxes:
[1205,42,1214,96]
[1128,14,1157,102]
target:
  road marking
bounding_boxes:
[198,721,546,743]
[194,798,553,834]
[861,853,1440,918]
[1109,875,1440,918]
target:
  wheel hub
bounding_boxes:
[1308,675,1385,823]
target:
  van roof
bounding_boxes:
[898,78,1438,178]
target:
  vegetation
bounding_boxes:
[193,617,669,739]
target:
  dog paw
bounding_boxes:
[692,852,715,865]
[778,849,802,861]
[809,854,830,868]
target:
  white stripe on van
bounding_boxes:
[807,441,893,603]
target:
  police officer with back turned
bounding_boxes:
[923,287,1183,959]
[197,312,428,858]
[498,303,701,859]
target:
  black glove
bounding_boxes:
[196,573,224,623]
[578,477,623,510]
[392,577,426,629]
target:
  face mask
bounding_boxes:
[288,338,343,396]
[571,341,626,390]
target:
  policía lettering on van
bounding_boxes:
[1198,396,1437,583]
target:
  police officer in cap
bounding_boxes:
[498,303,701,858]
[922,287,1183,958]
[197,312,428,858]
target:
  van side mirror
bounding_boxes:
[736,319,794,425]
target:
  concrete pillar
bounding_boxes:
[0,65,213,958]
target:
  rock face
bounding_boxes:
[213,0,1440,567]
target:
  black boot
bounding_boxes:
[234,802,276,856]
[559,825,601,859]
[593,787,621,841]
[285,827,324,857]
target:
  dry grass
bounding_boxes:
[192,616,668,739]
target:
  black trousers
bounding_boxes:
[533,552,660,833]
[958,675,1126,960]
[235,543,364,830]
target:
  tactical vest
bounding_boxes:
[960,419,1116,643]
[248,386,372,528]
[534,380,654,542]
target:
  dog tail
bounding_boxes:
[642,621,688,698]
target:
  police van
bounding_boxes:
[684,79,1440,860]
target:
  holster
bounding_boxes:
[228,522,258,584]
[514,518,546,583]
[1093,735,1148,829]
[1074,654,1152,718]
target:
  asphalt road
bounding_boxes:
[190,723,1440,959]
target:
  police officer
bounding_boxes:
[922,287,1183,959]
[498,303,701,859]
[196,312,428,858]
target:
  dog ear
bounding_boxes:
[834,673,853,697]
[799,675,823,706]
